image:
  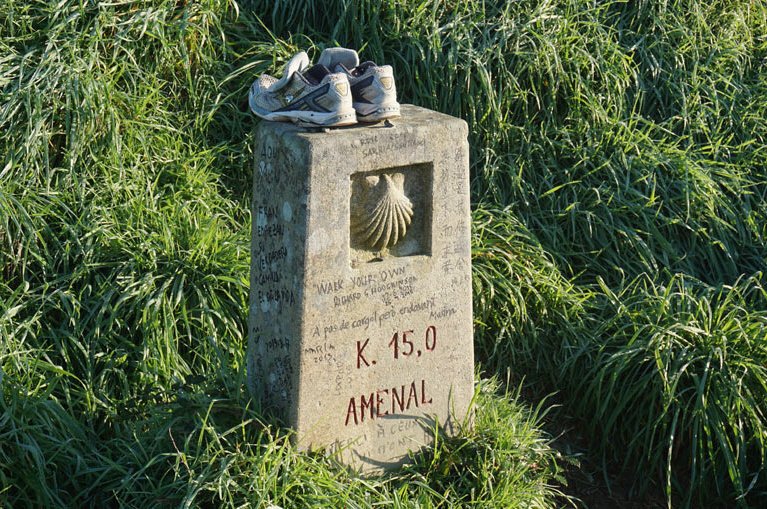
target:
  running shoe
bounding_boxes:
[318,48,401,122]
[249,51,357,126]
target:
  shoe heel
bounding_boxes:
[356,104,401,123]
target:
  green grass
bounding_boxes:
[562,273,767,506]
[0,1,566,508]
[3,0,767,507]
[1,366,566,507]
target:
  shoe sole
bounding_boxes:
[253,108,357,127]
[355,103,401,123]
[293,111,357,127]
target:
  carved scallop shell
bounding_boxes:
[351,172,413,250]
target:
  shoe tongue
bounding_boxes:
[353,61,377,76]
[318,47,359,71]
[332,63,349,73]
[302,64,332,85]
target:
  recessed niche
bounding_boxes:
[349,163,432,266]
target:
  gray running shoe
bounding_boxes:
[249,51,357,126]
[318,48,401,122]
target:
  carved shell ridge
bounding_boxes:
[352,173,413,250]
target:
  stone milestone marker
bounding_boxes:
[248,104,473,472]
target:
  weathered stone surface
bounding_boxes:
[248,104,473,472]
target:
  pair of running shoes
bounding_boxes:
[248,48,401,127]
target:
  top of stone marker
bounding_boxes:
[257,104,468,139]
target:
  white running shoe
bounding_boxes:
[318,48,401,122]
[249,51,357,127]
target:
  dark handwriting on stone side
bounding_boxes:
[356,134,426,158]
[256,222,284,237]
[258,246,288,270]
[257,287,296,310]
[315,278,344,295]
[317,267,410,295]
